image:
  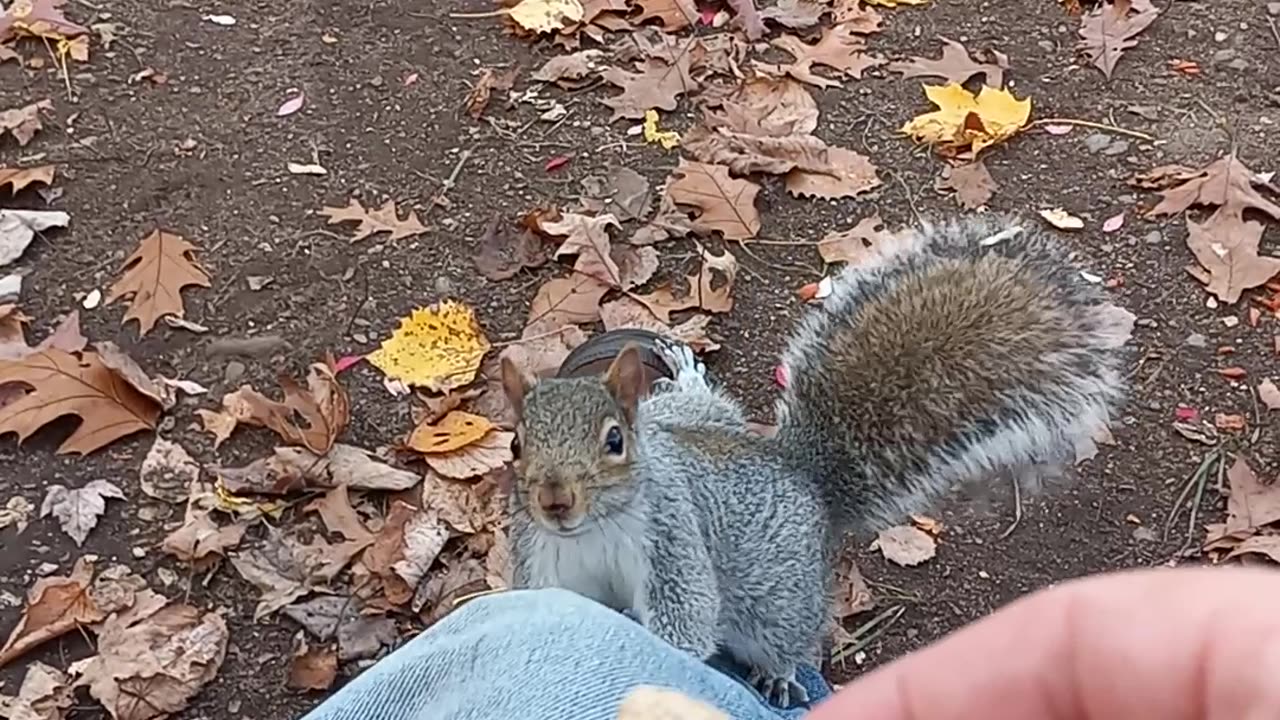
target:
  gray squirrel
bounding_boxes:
[499,215,1134,708]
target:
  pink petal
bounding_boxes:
[773,364,789,388]
[276,92,305,117]
[1174,406,1199,422]
[544,155,571,172]
[334,354,365,373]
[1043,124,1073,135]
[1102,211,1125,233]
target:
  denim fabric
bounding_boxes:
[301,588,831,720]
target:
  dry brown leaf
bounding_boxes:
[531,49,608,88]
[415,555,489,623]
[209,362,349,454]
[667,160,761,241]
[767,24,886,88]
[760,0,826,29]
[40,480,124,547]
[307,485,373,542]
[833,551,874,618]
[217,444,420,495]
[683,125,831,176]
[421,470,492,534]
[319,199,428,242]
[92,340,180,410]
[408,410,495,454]
[1078,0,1160,80]
[0,0,88,44]
[1184,211,1280,304]
[0,661,73,720]
[1223,534,1280,564]
[105,230,211,336]
[830,0,882,29]
[633,0,698,31]
[600,55,696,120]
[544,212,625,287]
[139,436,200,504]
[724,0,766,40]
[527,274,611,327]
[816,214,915,266]
[0,165,55,195]
[874,525,937,566]
[286,635,338,691]
[0,557,102,668]
[1142,153,1280,221]
[0,101,51,147]
[425,429,516,480]
[630,194,696,245]
[497,323,589,383]
[485,525,513,589]
[0,303,29,360]
[70,603,227,720]
[577,166,652,221]
[1224,456,1280,534]
[473,214,550,281]
[633,246,737,323]
[1259,379,1280,411]
[464,67,518,119]
[161,509,246,567]
[231,527,368,619]
[364,502,450,606]
[706,76,819,137]
[784,146,881,199]
[936,159,997,209]
[600,295,720,353]
[888,36,1008,88]
[0,349,161,455]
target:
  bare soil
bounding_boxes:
[2,0,1279,717]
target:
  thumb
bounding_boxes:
[808,567,1280,720]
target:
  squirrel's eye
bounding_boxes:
[604,425,624,455]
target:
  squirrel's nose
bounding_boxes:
[536,483,576,520]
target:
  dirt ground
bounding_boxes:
[2,0,1280,717]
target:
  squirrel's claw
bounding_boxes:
[747,667,808,708]
[654,338,706,386]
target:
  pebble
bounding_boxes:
[1185,333,1207,347]
[131,547,146,559]
[1101,139,1130,156]
[224,360,246,384]
[434,276,455,294]
[1136,318,1158,328]
[1144,230,1163,244]
[1213,48,1237,63]
[1084,133,1113,153]
[352,331,369,344]
[1270,2,1280,17]
[1213,30,1228,42]
[35,562,58,577]
[1132,526,1158,543]
[1223,316,1240,328]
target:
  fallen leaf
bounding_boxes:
[874,525,937,566]
[1224,456,1280,533]
[319,199,428,242]
[527,274,611,327]
[421,470,494,534]
[0,165,55,195]
[888,35,1007,87]
[40,480,124,547]
[473,216,550,282]
[899,82,1032,157]
[816,214,914,265]
[105,230,211,336]
[1102,211,1126,233]
[0,209,69,267]
[633,246,738,322]
[832,551,874,618]
[1259,379,1280,411]
[217,444,420,495]
[425,429,515,480]
[600,55,695,120]
[161,509,246,567]
[70,603,228,720]
[599,296,720,353]
[210,362,349,454]
[1184,211,1280,304]
[1141,153,1280,221]
[231,527,367,620]
[1039,207,1085,230]
[531,49,607,87]
[666,160,761,241]
[1223,534,1280,564]
[830,0,882,29]
[0,495,34,533]
[414,555,489,622]
[760,0,826,29]
[363,502,449,605]
[1217,366,1246,380]
[784,146,881,199]
[276,92,305,116]
[0,101,52,147]
[1078,0,1160,80]
[287,635,338,691]
[465,67,518,119]
[543,212,627,287]
[707,76,819,137]
[139,436,200,504]
[633,0,698,30]
[936,159,997,209]
[683,124,830,176]
[408,410,495,454]
[766,24,886,88]
[0,557,102,668]
[642,109,681,149]
[508,0,584,32]
[0,349,161,454]
[367,301,491,392]
[0,661,73,720]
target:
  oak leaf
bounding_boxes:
[683,125,831,176]
[306,485,372,542]
[408,410,495,454]
[760,0,826,29]
[706,76,819,137]
[367,300,492,392]
[785,146,881,199]
[667,160,761,241]
[1184,211,1280,305]
[425,428,516,479]
[531,49,608,88]
[527,274,610,327]
[766,24,886,88]
[0,349,161,454]
[600,55,696,120]
[545,212,624,286]
[816,213,914,265]
[473,215,550,281]
[936,159,997,209]
[319,199,428,242]
[214,444,419,495]
[577,166,652,221]
[1078,0,1159,80]
[0,557,102,668]
[1259,379,1280,411]
[899,82,1031,157]
[40,480,124,547]
[888,36,1008,88]
[633,0,697,30]
[204,362,349,454]
[1141,153,1280,221]
[105,230,210,336]
[633,245,737,322]
[0,100,51,147]
[0,165,55,195]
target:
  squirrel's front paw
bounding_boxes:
[654,338,707,388]
[747,667,809,709]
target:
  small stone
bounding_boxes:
[35,562,58,577]
[1132,526,1158,543]
[1185,333,1207,348]
[131,547,146,558]
[1269,2,1280,17]
[1206,297,1219,309]
[0,590,20,608]
[1213,30,1228,42]
[157,567,178,586]
[1223,316,1240,328]
[1144,230,1163,244]
[352,332,369,344]
[1101,139,1130,156]
[370,75,384,88]
[224,360,246,384]
[246,275,273,291]
[1227,59,1249,72]
[1037,40,1054,52]
[1136,317,1158,328]
[1084,133,1112,153]
[1212,48,1237,63]
[228,699,242,714]
[434,276,455,294]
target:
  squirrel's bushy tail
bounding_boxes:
[774,215,1134,535]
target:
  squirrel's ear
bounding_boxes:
[604,344,646,423]
[500,356,534,419]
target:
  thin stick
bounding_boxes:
[1031,118,1155,141]
[448,9,508,17]
[1268,18,1280,52]
[999,474,1022,539]
[829,605,905,665]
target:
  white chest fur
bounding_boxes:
[522,511,649,612]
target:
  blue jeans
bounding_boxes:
[302,588,833,720]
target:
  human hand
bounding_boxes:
[809,567,1280,720]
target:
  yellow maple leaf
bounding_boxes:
[407,411,495,454]
[899,83,1031,157]
[367,300,491,392]
[507,0,584,33]
[642,109,680,149]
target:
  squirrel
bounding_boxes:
[499,215,1134,708]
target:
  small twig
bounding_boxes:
[1031,118,1155,141]
[448,9,508,17]
[1163,450,1218,543]
[999,474,1022,539]
[829,605,905,666]
[344,264,371,335]
[432,147,474,207]
[1268,18,1280,52]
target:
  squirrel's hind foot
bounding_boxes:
[747,666,809,709]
